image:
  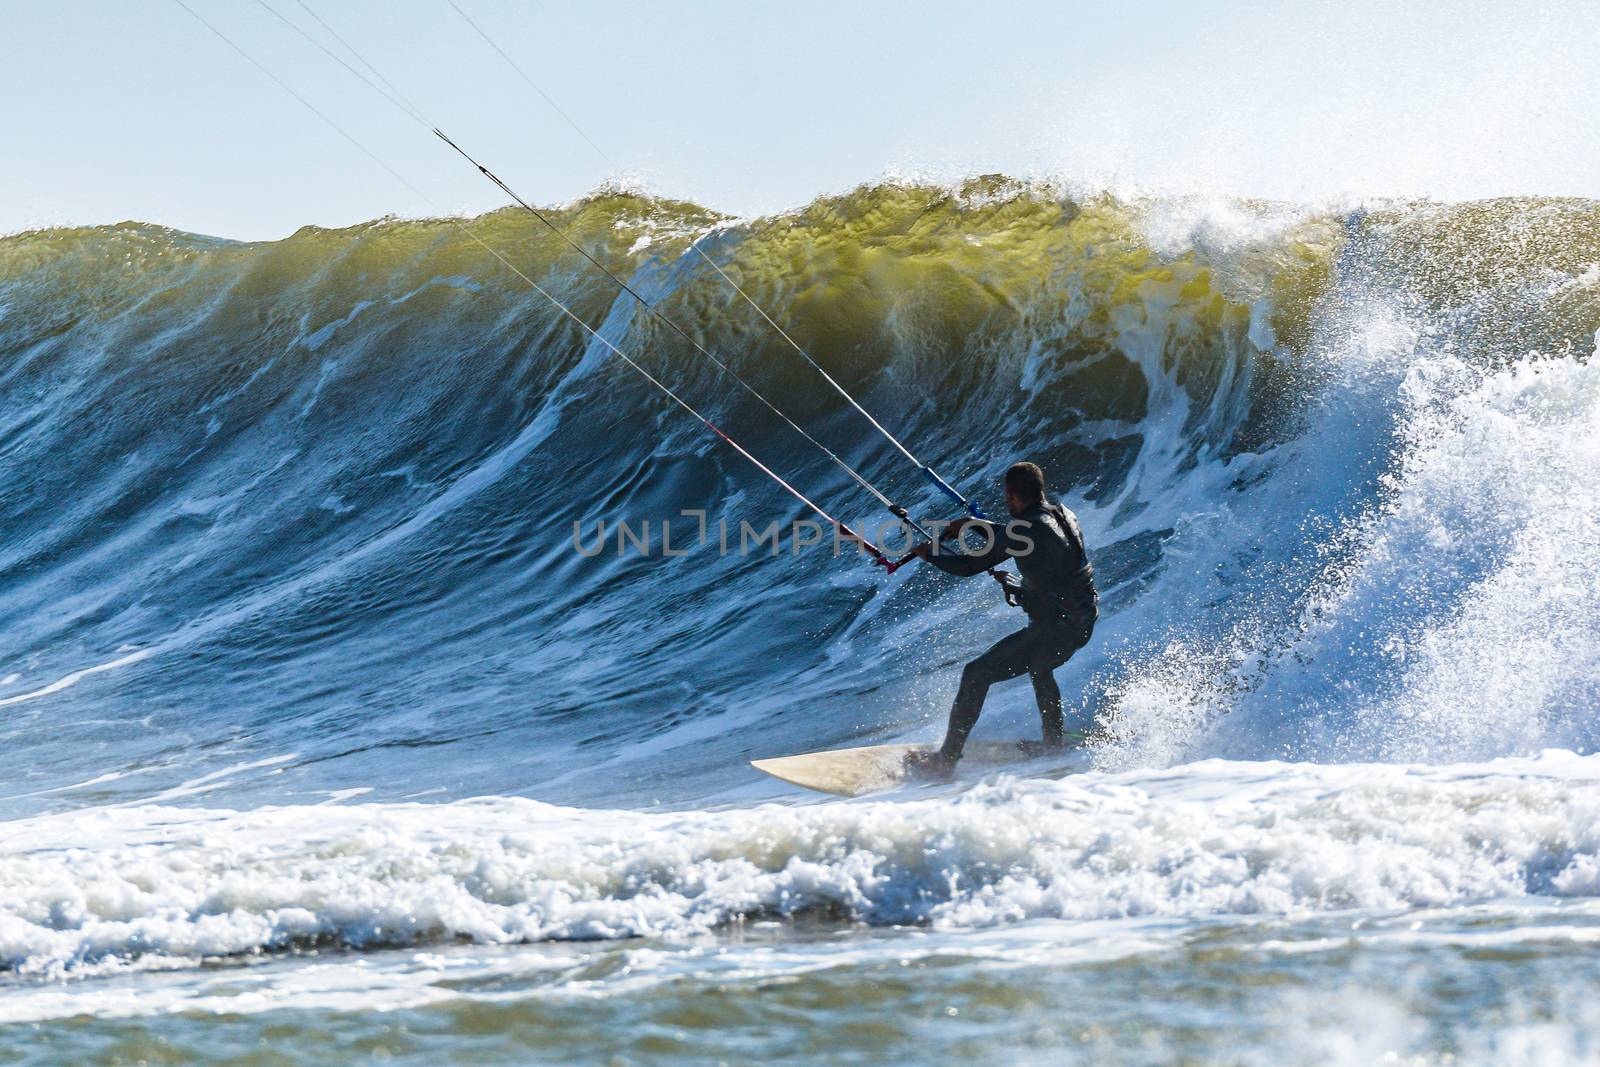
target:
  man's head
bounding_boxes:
[1003,461,1045,517]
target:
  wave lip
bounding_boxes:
[2,753,1598,979]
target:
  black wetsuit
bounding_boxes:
[924,499,1098,760]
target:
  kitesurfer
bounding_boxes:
[906,462,1098,776]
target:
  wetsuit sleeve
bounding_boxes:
[924,520,1011,577]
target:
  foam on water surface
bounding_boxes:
[1,753,1597,983]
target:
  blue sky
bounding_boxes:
[6,0,1599,239]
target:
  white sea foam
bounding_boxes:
[2,753,1597,981]
[0,648,153,709]
[1088,238,1600,769]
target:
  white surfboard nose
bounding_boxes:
[751,740,1091,797]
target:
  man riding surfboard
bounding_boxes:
[906,461,1099,777]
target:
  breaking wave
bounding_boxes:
[3,183,1596,810]
[2,181,1600,984]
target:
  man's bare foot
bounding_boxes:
[1017,738,1067,758]
[903,749,957,780]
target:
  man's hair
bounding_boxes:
[1004,461,1045,503]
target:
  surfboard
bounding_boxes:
[750,740,1090,797]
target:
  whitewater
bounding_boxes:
[0,182,1597,1064]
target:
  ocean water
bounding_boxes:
[0,183,1597,1063]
